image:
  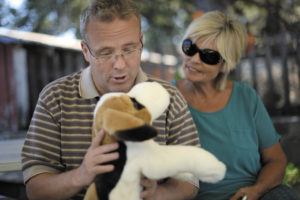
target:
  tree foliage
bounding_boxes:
[0,1,19,28]
[228,0,300,44]
[1,0,197,54]
[1,0,299,54]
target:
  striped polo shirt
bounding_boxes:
[22,66,200,200]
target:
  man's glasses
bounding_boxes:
[85,41,143,64]
[182,39,223,65]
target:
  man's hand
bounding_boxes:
[74,130,120,187]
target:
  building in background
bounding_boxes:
[0,28,178,135]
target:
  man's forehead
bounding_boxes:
[86,16,141,48]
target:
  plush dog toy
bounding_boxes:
[84,81,226,200]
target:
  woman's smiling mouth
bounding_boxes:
[186,65,201,73]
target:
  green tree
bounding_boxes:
[0,1,19,27]
[135,0,196,54]
[11,0,87,36]
[7,0,197,54]
[228,0,300,44]
[4,0,300,55]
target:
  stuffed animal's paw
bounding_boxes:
[173,172,195,182]
[196,159,226,183]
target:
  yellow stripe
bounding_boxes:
[61,118,92,123]
[62,156,85,160]
[27,131,60,143]
[23,145,60,158]
[33,117,58,127]
[24,139,59,151]
[30,125,60,135]
[61,141,91,145]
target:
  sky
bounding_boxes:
[5,0,25,9]
[3,0,77,39]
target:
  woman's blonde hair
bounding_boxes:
[182,11,248,90]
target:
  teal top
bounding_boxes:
[172,80,280,200]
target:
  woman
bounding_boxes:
[173,11,300,200]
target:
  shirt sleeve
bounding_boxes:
[250,86,281,150]
[21,89,64,183]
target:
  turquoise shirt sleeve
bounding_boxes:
[243,83,280,150]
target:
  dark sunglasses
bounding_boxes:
[182,39,223,65]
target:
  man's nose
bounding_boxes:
[113,54,126,70]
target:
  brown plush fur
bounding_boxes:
[92,94,151,144]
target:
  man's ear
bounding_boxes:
[81,41,90,63]
[140,32,143,42]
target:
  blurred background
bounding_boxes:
[0,0,299,199]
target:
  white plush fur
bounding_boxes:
[90,82,226,200]
[109,140,226,200]
[105,82,226,200]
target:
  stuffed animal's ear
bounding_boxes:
[115,125,157,142]
[127,82,170,122]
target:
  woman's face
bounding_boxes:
[182,38,224,84]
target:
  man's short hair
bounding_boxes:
[80,0,141,42]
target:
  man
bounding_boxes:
[21,0,200,199]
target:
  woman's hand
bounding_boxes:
[229,186,260,200]
[140,177,159,200]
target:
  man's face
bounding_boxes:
[82,15,143,94]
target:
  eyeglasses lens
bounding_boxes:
[182,39,197,57]
[182,39,222,65]
[200,49,222,65]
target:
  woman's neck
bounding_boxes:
[177,79,233,113]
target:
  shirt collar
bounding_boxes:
[79,66,148,99]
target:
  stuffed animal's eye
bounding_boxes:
[130,97,145,110]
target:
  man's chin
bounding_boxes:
[109,84,132,93]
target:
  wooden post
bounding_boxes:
[0,43,17,131]
[280,32,291,109]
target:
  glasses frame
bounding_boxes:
[84,39,143,63]
[182,39,224,65]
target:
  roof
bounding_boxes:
[0,27,81,51]
[0,27,178,66]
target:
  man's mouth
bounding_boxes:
[113,75,127,82]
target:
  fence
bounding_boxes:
[236,33,300,116]
[0,28,176,133]
[0,28,299,134]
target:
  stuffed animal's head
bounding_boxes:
[92,82,170,144]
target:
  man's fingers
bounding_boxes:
[94,164,115,174]
[94,142,119,156]
[91,130,104,148]
[93,152,119,165]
